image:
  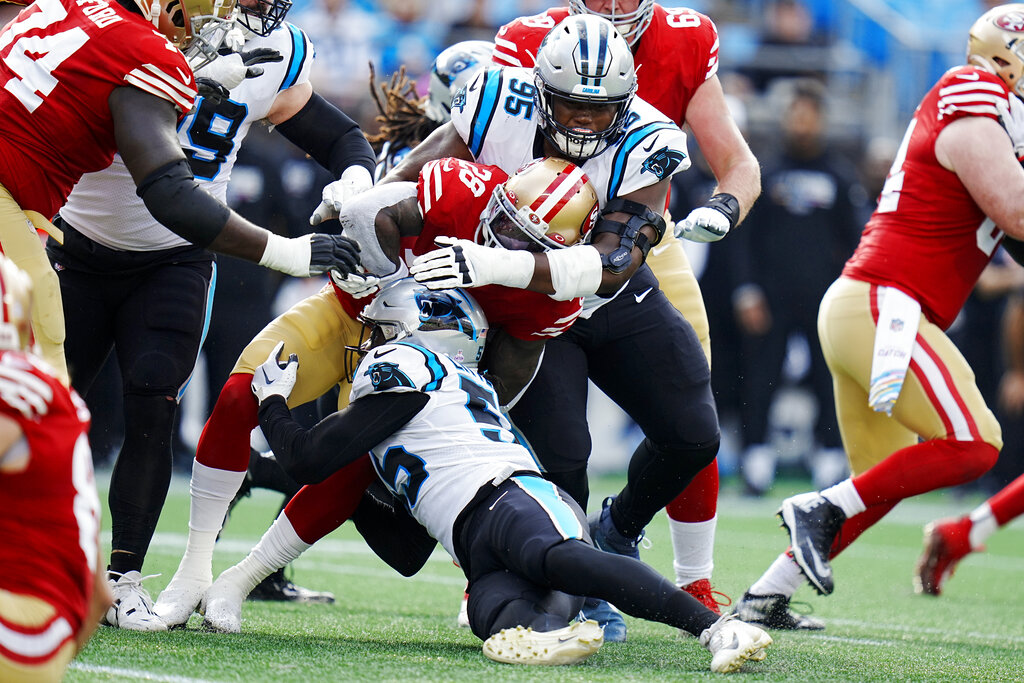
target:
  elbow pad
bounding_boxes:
[591,198,668,274]
[546,245,603,301]
[136,159,231,248]
[276,93,376,177]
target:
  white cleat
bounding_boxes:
[154,575,211,628]
[201,569,248,634]
[482,619,604,666]
[699,614,772,673]
[457,592,470,628]
[104,571,168,632]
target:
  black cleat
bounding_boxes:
[247,567,335,604]
[778,492,846,596]
[731,592,825,631]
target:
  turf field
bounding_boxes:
[68,472,1024,682]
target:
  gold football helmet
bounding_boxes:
[0,254,34,353]
[478,158,599,252]
[134,0,235,68]
[968,4,1024,98]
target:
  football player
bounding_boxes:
[44,0,375,631]
[0,0,361,385]
[384,14,715,641]
[154,156,599,628]
[201,277,772,673]
[0,255,113,683]
[735,3,1024,626]
[487,0,760,623]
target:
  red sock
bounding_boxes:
[665,459,719,522]
[852,439,998,507]
[283,456,376,544]
[195,373,257,472]
[988,472,1024,526]
[828,501,897,558]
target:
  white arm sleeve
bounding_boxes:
[546,245,604,301]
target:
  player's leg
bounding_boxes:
[156,286,359,624]
[0,591,77,683]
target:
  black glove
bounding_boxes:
[195,77,231,105]
[309,234,361,277]
[239,47,283,79]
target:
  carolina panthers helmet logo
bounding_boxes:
[366,362,416,391]
[641,147,687,180]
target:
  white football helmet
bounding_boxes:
[478,158,598,252]
[133,0,235,68]
[568,0,655,47]
[350,278,489,370]
[534,15,637,160]
[968,4,1024,99]
[0,254,34,353]
[424,41,495,123]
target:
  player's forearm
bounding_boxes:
[709,152,761,224]
[380,123,472,184]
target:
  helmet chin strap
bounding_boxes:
[148,0,161,27]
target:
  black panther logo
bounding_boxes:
[451,88,467,113]
[366,362,415,391]
[641,147,687,180]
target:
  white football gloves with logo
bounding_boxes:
[410,237,534,290]
[310,166,375,226]
[251,341,298,405]
[330,270,382,299]
[997,93,1024,160]
[675,193,741,243]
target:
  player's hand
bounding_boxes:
[675,193,740,243]
[195,77,231,105]
[410,236,533,290]
[309,234,361,277]
[238,47,283,79]
[310,166,374,226]
[251,341,298,404]
[329,270,381,299]
[997,94,1024,159]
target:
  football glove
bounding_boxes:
[251,341,298,405]
[997,94,1024,159]
[194,48,283,102]
[676,193,740,243]
[409,236,534,290]
[310,166,374,226]
[329,270,381,299]
[259,233,361,278]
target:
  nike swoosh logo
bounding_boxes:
[634,287,653,304]
[469,81,479,92]
[374,348,396,358]
[558,635,576,643]
[176,67,192,85]
[727,633,739,650]
[643,137,658,152]
[956,72,980,81]
[808,546,832,578]
[488,491,509,511]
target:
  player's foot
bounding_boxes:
[914,516,973,596]
[580,597,626,642]
[731,591,825,631]
[202,567,248,634]
[154,574,210,628]
[681,578,732,616]
[482,618,604,666]
[699,614,772,674]
[247,567,335,604]
[778,492,846,596]
[457,591,470,628]
[589,496,644,559]
[104,571,167,632]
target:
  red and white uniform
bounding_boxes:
[0,351,97,662]
[844,65,1011,330]
[332,158,584,340]
[493,5,719,127]
[0,0,196,218]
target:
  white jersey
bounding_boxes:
[350,341,540,560]
[59,24,314,251]
[451,65,689,312]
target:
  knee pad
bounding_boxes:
[123,350,194,398]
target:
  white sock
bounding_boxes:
[748,553,804,598]
[229,513,312,593]
[820,478,867,518]
[174,461,247,583]
[968,503,997,550]
[669,516,716,586]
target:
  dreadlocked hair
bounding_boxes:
[366,63,440,155]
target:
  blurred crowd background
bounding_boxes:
[84,0,1024,501]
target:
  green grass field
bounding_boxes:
[68,472,1024,682]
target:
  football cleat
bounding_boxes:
[247,567,335,604]
[482,618,604,666]
[201,567,248,634]
[681,579,732,616]
[457,591,471,628]
[914,516,973,596]
[580,597,627,643]
[731,592,825,631]
[589,496,644,560]
[154,574,211,628]
[104,571,167,632]
[778,492,846,596]
[699,614,773,674]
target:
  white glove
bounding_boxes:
[195,52,248,91]
[251,341,298,404]
[310,165,374,226]
[224,26,246,53]
[998,93,1024,159]
[676,206,731,243]
[409,237,535,290]
[329,270,381,299]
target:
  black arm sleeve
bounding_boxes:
[275,92,376,178]
[1003,236,1024,267]
[257,391,429,485]
[135,159,232,248]
[350,480,438,577]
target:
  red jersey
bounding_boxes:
[0,0,196,218]
[0,351,97,638]
[493,5,719,127]
[332,158,584,340]
[843,66,1010,330]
